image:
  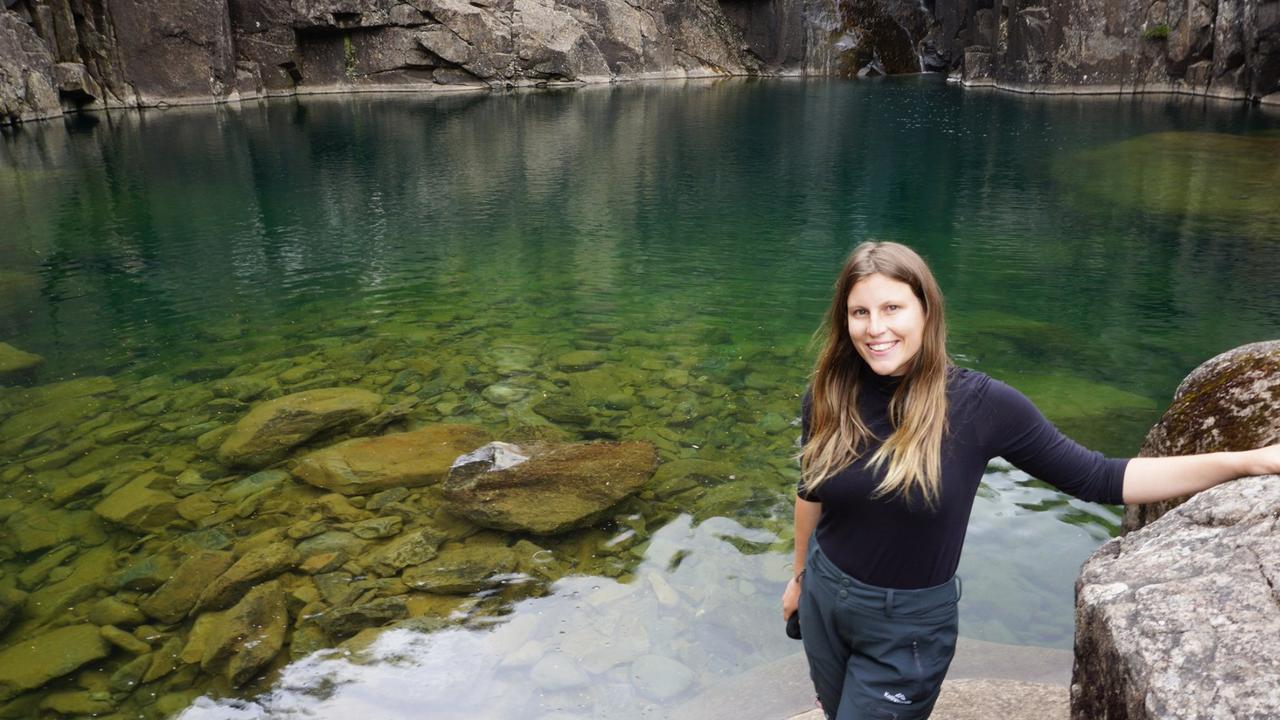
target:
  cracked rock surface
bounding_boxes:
[1072,341,1280,719]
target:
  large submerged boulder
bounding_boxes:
[441,440,658,534]
[1073,341,1280,719]
[217,387,382,469]
[291,424,490,495]
[0,624,111,701]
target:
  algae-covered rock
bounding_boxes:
[217,387,382,468]
[87,597,147,627]
[442,441,658,534]
[0,586,26,633]
[555,350,608,371]
[1124,340,1280,531]
[194,543,299,613]
[291,424,490,495]
[200,580,287,687]
[141,550,235,623]
[0,376,115,440]
[0,342,43,384]
[402,544,517,594]
[0,624,111,701]
[92,473,179,532]
[648,458,740,499]
[4,504,88,553]
[532,395,593,426]
[313,596,409,638]
[366,527,448,576]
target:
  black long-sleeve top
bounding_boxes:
[797,366,1128,589]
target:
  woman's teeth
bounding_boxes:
[868,342,896,351]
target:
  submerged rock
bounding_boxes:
[291,424,489,495]
[194,542,299,613]
[217,387,382,468]
[0,624,111,701]
[92,473,180,533]
[1074,341,1280,719]
[0,342,43,384]
[402,543,518,594]
[141,551,235,623]
[200,581,288,687]
[441,441,658,534]
[366,527,448,576]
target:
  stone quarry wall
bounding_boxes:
[1072,340,1280,719]
[5,0,1277,123]
[936,0,1280,104]
[0,0,839,124]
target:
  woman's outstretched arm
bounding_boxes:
[1122,444,1280,505]
[783,497,821,619]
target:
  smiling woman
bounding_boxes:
[846,274,925,378]
[782,241,1280,720]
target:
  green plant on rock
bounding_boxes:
[343,34,358,81]
[1142,24,1170,40]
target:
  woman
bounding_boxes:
[780,241,1280,720]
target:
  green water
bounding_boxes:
[1,78,1279,719]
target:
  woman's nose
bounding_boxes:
[867,314,885,335]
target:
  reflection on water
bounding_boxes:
[2,79,1279,718]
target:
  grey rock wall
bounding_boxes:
[941,0,1280,104]
[2,0,793,124]
[4,0,1280,123]
[1072,341,1280,719]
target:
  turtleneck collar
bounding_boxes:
[859,363,904,396]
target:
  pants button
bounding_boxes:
[841,579,850,587]
[839,590,848,598]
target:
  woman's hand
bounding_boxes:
[782,574,802,620]
[1246,443,1280,477]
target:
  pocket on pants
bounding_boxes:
[905,620,958,704]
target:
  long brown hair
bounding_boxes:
[800,241,951,507]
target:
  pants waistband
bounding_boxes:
[807,536,961,617]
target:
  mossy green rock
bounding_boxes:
[0,624,111,701]
[0,587,26,633]
[92,473,179,533]
[217,387,382,469]
[141,551,235,623]
[442,441,658,534]
[4,505,88,553]
[555,350,608,371]
[648,458,740,499]
[200,580,287,687]
[291,424,490,495]
[366,527,447,576]
[0,342,43,383]
[532,395,593,425]
[1124,340,1280,531]
[402,544,517,594]
[194,542,299,613]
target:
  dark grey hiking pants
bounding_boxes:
[799,538,961,720]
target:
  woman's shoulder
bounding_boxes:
[946,365,993,397]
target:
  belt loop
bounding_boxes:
[955,576,963,602]
[885,589,895,618]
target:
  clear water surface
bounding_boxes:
[1,77,1279,719]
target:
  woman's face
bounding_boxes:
[846,273,926,377]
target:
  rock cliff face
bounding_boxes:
[1072,340,1280,719]
[2,0,1279,123]
[938,0,1280,104]
[0,0,807,124]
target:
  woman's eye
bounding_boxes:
[885,305,899,312]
